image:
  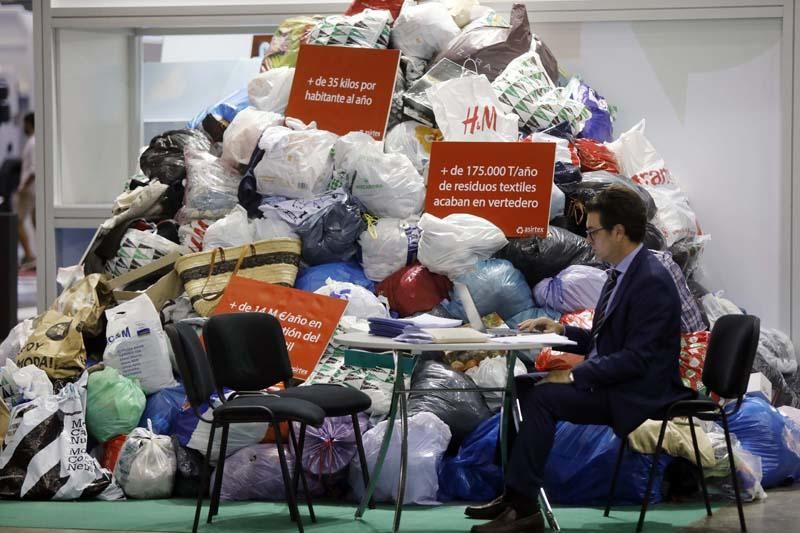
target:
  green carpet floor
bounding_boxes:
[0,499,716,532]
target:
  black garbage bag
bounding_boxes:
[139,129,212,186]
[296,195,366,266]
[643,222,666,251]
[408,360,492,453]
[495,226,598,287]
[171,435,208,498]
[554,162,582,185]
[669,237,707,277]
[237,145,267,218]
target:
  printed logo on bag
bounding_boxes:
[45,321,71,341]
[286,44,400,140]
[426,141,557,237]
[213,276,347,380]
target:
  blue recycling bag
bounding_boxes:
[438,414,503,501]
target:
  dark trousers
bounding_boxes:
[504,375,614,498]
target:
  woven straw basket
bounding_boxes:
[175,238,301,316]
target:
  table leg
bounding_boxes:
[355,349,404,519]
[392,391,409,533]
[540,487,560,532]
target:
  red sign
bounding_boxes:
[425,141,556,237]
[213,276,347,381]
[285,44,400,140]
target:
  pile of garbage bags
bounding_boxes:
[3,0,800,510]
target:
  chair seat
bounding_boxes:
[655,394,722,421]
[214,394,325,427]
[276,384,372,418]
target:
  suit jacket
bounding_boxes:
[567,247,694,436]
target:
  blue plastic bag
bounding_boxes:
[294,262,375,293]
[442,259,533,321]
[187,87,250,129]
[726,394,800,488]
[438,414,503,502]
[568,78,613,143]
[139,384,186,436]
[544,422,671,505]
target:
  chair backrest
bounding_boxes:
[702,314,760,400]
[166,322,217,408]
[202,312,293,391]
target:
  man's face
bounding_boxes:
[586,212,613,263]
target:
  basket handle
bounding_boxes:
[199,245,255,302]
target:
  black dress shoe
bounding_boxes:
[470,507,545,533]
[465,494,510,520]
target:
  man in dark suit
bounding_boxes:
[465,185,694,533]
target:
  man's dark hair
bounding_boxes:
[23,112,34,130]
[585,184,647,243]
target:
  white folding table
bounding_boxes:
[334,332,575,533]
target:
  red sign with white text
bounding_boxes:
[213,276,347,381]
[285,44,400,140]
[425,141,556,237]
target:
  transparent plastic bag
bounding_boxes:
[350,412,451,504]
[443,259,533,321]
[114,421,177,499]
[701,420,766,502]
[202,205,254,250]
[179,148,241,219]
[314,280,388,320]
[86,367,146,443]
[390,2,460,59]
[417,213,508,277]
[384,120,441,177]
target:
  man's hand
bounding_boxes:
[536,369,572,386]
[518,317,565,336]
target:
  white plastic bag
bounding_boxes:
[384,120,441,177]
[647,185,699,247]
[103,295,178,395]
[248,67,295,114]
[0,373,123,500]
[427,75,519,142]
[465,355,526,411]
[202,205,254,250]
[350,412,451,504]
[114,421,177,499]
[417,213,508,277]
[254,125,338,199]
[700,292,743,327]
[0,319,34,367]
[550,181,565,219]
[222,108,283,166]
[390,2,460,60]
[335,132,426,218]
[359,217,420,282]
[56,265,85,292]
[252,212,298,241]
[315,280,389,320]
[442,0,480,27]
[528,132,579,166]
[606,120,672,186]
[1,359,53,407]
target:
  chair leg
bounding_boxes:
[637,419,668,533]
[721,411,747,532]
[604,436,627,517]
[208,422,229,522]
[688,416,712,517]
[193,421,217,533]
[352,413,374,510]
[276,427,304,533]
[291,423,306,494]
[288,422,316,523]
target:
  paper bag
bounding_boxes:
[16,311,87,380]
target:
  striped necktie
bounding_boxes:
[591,269,621,338]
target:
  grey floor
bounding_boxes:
[0,487,796,533]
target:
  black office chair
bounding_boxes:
[167,321,325,533]
[604,314,760,532]
[204,313,374,506]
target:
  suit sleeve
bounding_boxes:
[562,325,592,356]
[570,275,679,388]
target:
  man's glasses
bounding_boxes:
[585,227,606,243]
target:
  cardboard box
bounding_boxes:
[110,252,184,310]
[747,372,772,401]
